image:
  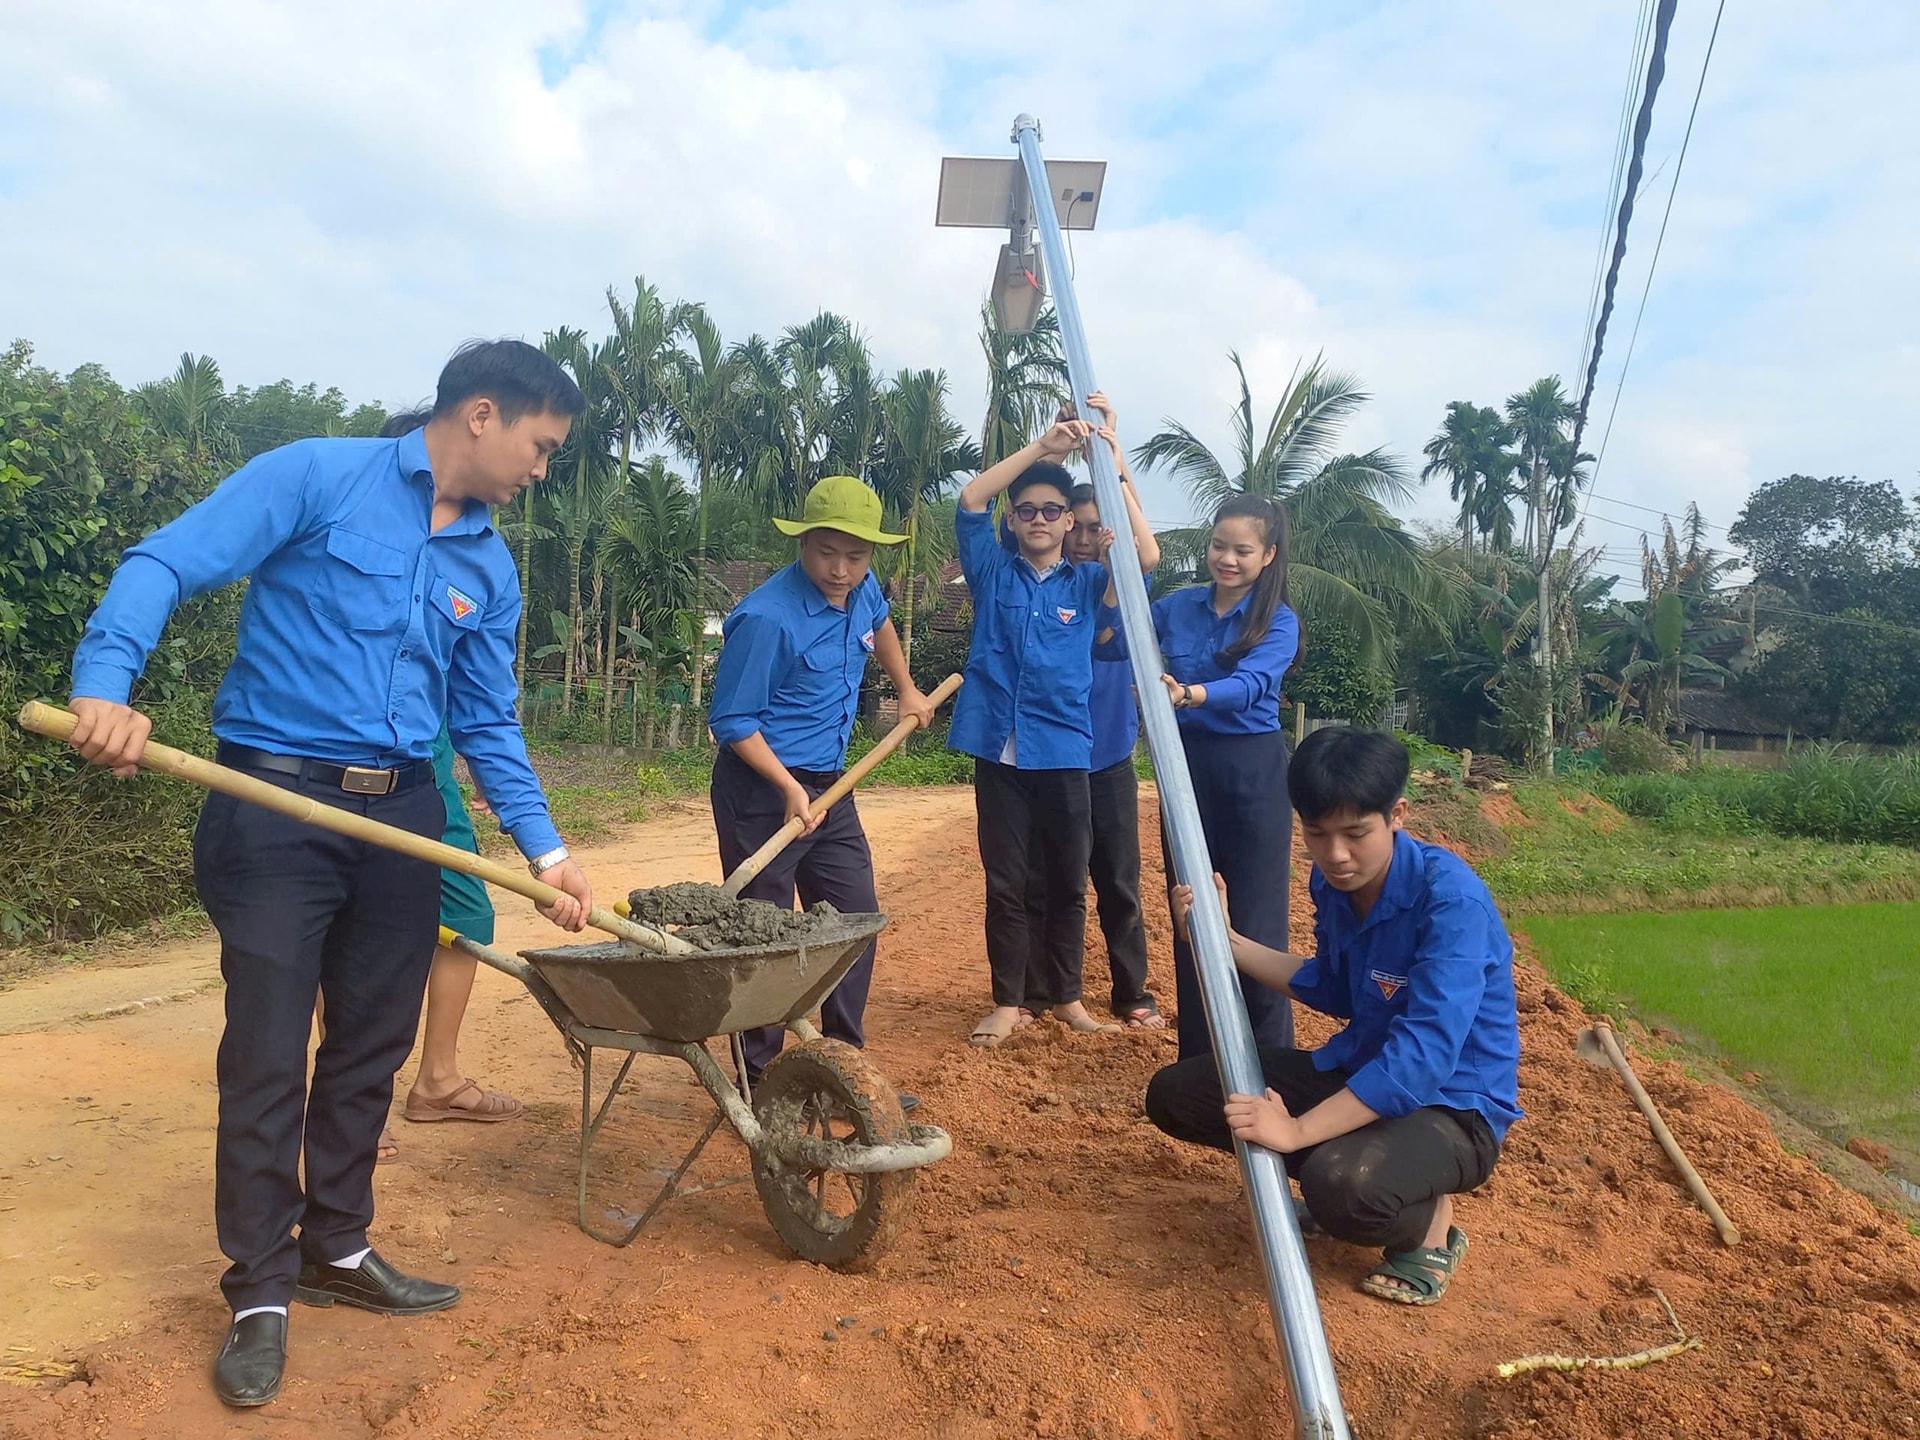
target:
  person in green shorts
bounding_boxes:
[395,721,522,1130]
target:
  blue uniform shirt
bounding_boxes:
[947,505,1110,770]
[71,429,563,858]
[707,564,889,772]
[1289,829,1523,1142]
[1087,656,1139,772]
[1153,586,1299,735]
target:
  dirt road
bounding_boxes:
[2,785,1916,1438]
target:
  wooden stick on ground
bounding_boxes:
[15,700,693,956]
[1496,1285,1703,1378]
[1583,1020,1741,1246]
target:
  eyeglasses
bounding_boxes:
[1011,502,1068,522]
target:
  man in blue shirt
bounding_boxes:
[1147,726,1521,1308]
[64,340,596,1406]
[950,399,1158,1046]
[707,476,935,1087]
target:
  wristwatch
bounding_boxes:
[1178,684,1194,709]
[528,844,571,878]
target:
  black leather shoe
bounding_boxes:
[294,1250,459,1315]
[212,1311,286,1408]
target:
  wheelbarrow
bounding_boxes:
[443,917,950,1269]
[17,680,960,1271]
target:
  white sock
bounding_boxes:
[329,1247,371,1269]
[233,1305,287,1322]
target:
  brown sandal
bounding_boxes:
[376,1127,399,1164]
[402,1079,524,1124]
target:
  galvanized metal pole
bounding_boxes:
[1010,113,1352,1440]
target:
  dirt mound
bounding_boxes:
[4,788,1917,1439]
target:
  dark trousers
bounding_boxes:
[712,748,879,1079]
[1145,1049,1501,1252]
[1164,727,1294,1059]
[1024,756,1151,1013]
[974,759,1092,1008]
[192,770,443,1313]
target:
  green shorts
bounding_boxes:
[431,725,496,946]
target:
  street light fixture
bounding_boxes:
[935,146,1106,334]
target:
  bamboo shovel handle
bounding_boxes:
[718,672,963,900]
[1594,1023,1741,1246]
[16,701,692,956]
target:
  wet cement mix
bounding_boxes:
[4,788,1918,1439]
[626,881,847,951]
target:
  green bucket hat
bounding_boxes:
[772,475,908,545]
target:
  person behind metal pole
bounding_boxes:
[706,476,936,1095]
[63,340,597,1408]
[1145,727,1521,1307]
[1099,493,1299,1059]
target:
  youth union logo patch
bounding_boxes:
[860,628,876,652]
[446,585,477,621]
[1056,606,1078,625]
[1370,969,1408,1002]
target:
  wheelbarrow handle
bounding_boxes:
[720,672,963,898]
[16,700,692,956]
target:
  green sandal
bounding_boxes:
[1359,1226,1467,1307]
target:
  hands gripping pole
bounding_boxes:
[1010,114,1351,1440]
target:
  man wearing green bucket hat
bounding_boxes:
[708,475,936,1092]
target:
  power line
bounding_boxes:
[1570,0,1679,459]
[1588,0,1728,490]
[1575,0,1660,389]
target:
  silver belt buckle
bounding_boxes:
[340,765,395,796]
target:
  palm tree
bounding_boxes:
[1136,352,1462,669]
[598,458,743,747]
[544,333,622,713]
[134,353,234,464]
[1420,401,1515,552]
[1504,376,1593,763]
[871,368,981,666]
[978,302,1068,466]
[662,303,744,709]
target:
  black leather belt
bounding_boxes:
[787,766,846,787]
[216,743,434,797]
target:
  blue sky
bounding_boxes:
[3,0,1916,589]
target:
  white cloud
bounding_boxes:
[2,0,1915,586]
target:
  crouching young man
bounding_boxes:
[1145,726,1521,1306]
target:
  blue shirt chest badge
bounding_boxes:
[1370,969,1409,1001]
[860,628,875,652]
[1056,606,1077,625]
[446,585,478,621]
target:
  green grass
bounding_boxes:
[1520,903,1920,1161]
[1474,781,1920,916]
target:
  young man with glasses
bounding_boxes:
[948,395,1158,1046]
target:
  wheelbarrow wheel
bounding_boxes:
[750,1038,911,1272]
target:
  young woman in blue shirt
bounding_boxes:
[1142,494,1302,1060]
[1148,727,1521,1308]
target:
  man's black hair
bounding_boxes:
[379,407,432,438]
[1007,461,1074,505]
[1068,482,1098,508]
[1288,725,1410,822]
[434,339,585,423]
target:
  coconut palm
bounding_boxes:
[870,367,981,665]
[978,302,1068,466]
[728,312,875,513]
[1137,352,1462,668]
[543,333,622,712]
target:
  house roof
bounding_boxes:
[706,560,775,613]
[1675,687,1790,737]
